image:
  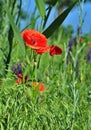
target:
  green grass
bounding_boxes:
[0,33,91,130]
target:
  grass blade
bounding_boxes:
[43,0,78,38]
[34,0,46,19]
[2,0,25,57]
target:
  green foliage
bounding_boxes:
[2,0,25,58]
[45,0,58,6]
[34,0,46,19]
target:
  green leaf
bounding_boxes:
[2,0,25,57]
[45,0,58,6]
[34,0,46,19]
[43,0,78,38]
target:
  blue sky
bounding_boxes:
[46,2,91,35]
[21,1,91,35]
[62,2,91,34]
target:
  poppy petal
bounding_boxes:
[50,45,62,56]
[34,46,50,55]
[16,78,22,84]
[39,83,45,92]
[17,73,23,78]
[21,29,48,49]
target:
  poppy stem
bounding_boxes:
[37,56,41,69]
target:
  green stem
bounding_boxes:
[43,6,52,29]
[37,56,41,69]
[16,0,22,25]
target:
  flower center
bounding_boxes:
[31,39,37,45]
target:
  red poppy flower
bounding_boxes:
[79,37,83,43]
[21,29,48,49]
[39,83,45,92]
[22,29,62,56]
[17,73,23,78]
[16,73,28,84]
[16,78,22,84]
[50,45,62,56]
[31,82,45,92]
[34,46,50,55]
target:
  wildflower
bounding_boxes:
[15,74,28,84]
[39,83,45,92]
[31,82,45,92]
[68,39,75,52]
[88,41,91,45]
[50,45,62,56]
[22,29,62,56]
[21,29,47,49]
[16,78,22,84]
[17,73,23,78]
[66,38,76,64]
[31,82,39,86]
[87,48,91,63]
[34,46,50,55]
[79,37,83,43]
[12,63,22,75]
[12,66,17,71]
[12,63,28,84]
